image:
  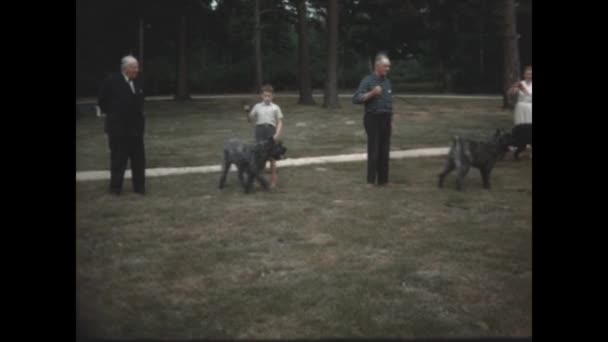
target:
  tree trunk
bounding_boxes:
[323,0,339,109]
[478,0,485,88]
[367,27,374,72]
[296,0,315,105]
[436,1,450,92]
[138,17,144,74]
[479,31,484,85]
[254,0,263,92]
[176,13,190,101]
[76,0,80,83]
[502,0,520,108]
[438,57,451,92]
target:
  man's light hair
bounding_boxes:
[121,55,138,71]
[375,53,390,65]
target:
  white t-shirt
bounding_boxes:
[249,102,284,126]
[520,81,532,95]
[517,81,532,104]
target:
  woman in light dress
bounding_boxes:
[510,65,532,125]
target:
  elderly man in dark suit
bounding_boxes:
[97,55,146,195]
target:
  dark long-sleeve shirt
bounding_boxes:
[352,73,393,115]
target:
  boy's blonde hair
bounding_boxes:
[261,84,274,94]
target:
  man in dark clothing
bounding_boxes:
[97,55,146,195]
[352,54,394,186]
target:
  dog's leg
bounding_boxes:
[480,166,492,189]
[237,167,247,189]
[501,147,512,161]
[256,171,270,190]
[218,159,231,189]
[438,158,455,188]
[244,170,256,193]
[455,165,469,191]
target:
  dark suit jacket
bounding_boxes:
[97,73,145,136]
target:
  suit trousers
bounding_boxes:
[108,135,146,194]
[363,112,392,185]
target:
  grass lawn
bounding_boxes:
[76,97,513,171]
[76,98,531,339]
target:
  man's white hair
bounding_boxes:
[121,55,138,70]
[375,53,390,65]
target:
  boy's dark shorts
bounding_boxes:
[255,124,276,142]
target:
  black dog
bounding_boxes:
[219,137,287,193]
[507,123,532,160]
[438,129,510,191]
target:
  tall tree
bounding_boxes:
[138,17,144,74]
[254,0,263,92]
[440,1,457,92]
[502,0,520,108]
[296,0,315,105]
[478,0,486,87]
[76,0,80,80]
[175,11,190,100]
[323,0,339,109]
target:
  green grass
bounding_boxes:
[77,156,531,339]
[77,98,529,338]
[76,97,512,171]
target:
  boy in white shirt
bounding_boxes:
[248,84,284,188]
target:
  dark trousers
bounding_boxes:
[363,112,392,185]
[255,124,276,142]
[108,135,146,194]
